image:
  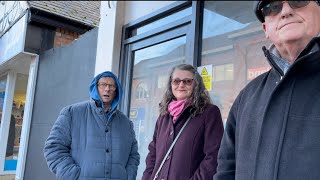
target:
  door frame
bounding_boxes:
[119,1,203,115]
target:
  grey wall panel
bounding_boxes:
[24,24,55,54]
[23,28,98,180]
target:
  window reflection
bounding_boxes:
[135,83,148,100]
[201,1,271,124]
[213,64,234,82]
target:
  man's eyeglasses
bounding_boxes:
[261,1,310,17]
[97,83,117,91]
[171,78,194,86]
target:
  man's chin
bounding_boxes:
[102,100,112,105]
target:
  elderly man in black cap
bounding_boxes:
[214,1,320,180]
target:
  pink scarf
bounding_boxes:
[168,99,190,124]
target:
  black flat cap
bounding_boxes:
[254,0,269,23]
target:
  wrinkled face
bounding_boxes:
[262,1,320,48]
[171,70,195,101]
[97,77,117,105]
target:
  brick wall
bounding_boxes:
[54,28,80,48]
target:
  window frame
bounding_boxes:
[119,1,204,115]
[0,56,39,178]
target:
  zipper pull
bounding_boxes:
[276,76,283,85]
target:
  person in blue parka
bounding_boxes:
[44,71,140,180]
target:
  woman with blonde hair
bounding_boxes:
[142,64,224,180]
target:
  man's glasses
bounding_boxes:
[97,83,117,91]
[261,1,310,17]
[171,78,194,86]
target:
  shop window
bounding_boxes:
[200,1,271,123]
[0,71,31,178]
[3,73,28,172]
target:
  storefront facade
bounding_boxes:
[0,2,38,179]
[0,1,100,179]
[99,1,272,179]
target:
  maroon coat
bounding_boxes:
[142,104,224,180]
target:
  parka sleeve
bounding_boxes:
[126,120,140,180]
[189,105,224,180]
[43,107,80,180]
[142,116,160,180]
[213,92,241,180]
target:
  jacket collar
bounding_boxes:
[90,98,117,116]
[268,44,291,75]
[262,36,320,77]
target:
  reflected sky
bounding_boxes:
[202,9,250,39]
[136,7,192,35]
[134,36,186,65]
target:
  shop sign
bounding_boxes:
[197,65,212,91]
[247,66,271,80]
[0,13,27,64]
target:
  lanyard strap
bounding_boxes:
[153,116,192,180]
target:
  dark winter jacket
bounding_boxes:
[214,37,320,180]
[44,71,140,180]
[142,104,224,180]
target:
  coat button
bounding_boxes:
[106,149,110,153]
[105,129,109,133]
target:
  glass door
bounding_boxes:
[120,3,195,178]
[128,36,187,178]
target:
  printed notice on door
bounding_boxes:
[197,65,212,91]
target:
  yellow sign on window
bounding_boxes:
[197,65,212,91]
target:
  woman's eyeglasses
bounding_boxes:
[261,1,310,17]
[171,78,194,86]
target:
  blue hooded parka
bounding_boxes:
[44,71,140,180]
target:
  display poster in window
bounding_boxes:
[197,65,212,91]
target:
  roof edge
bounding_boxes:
[29,7,94,34]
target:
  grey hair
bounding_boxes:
[159,64,212,117]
